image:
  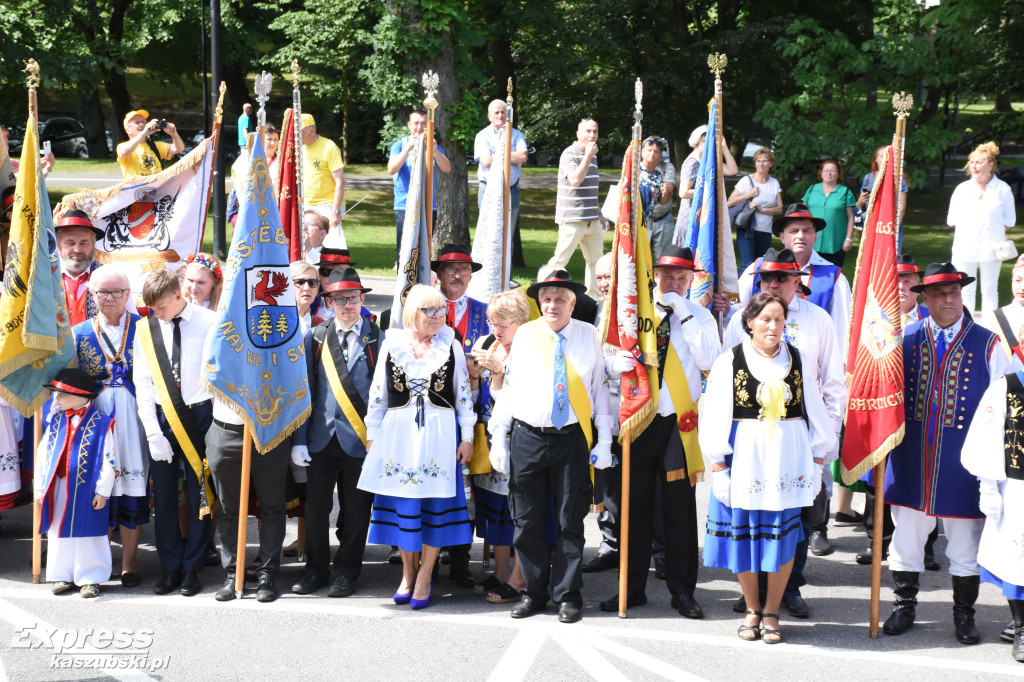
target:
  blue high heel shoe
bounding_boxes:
[393,591,412,605]
[410,584,432,610]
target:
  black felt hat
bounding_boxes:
[772,202,826,237]
[654,245,697,271]
[323,267,371,294]
[755,248,811,297]
[56,209,104,240]
[43,367,99,400]
[318,247,357,268]
[431,243,482,272]
[910,262,975,294]
[526,269,587,299]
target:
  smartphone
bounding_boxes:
[41,140,51,156]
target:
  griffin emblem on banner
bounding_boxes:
[245,265,298,348]
[100,188,178,252]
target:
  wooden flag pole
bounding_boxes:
[708,53,727,299]
[235,427,253,597]
[501,78,514,292]
[870,92,913,638]
[32,408,42,583]
[422,71,439,258]
[291,61,308,258]
[25,59,43,584]
[200,83,227,240]
[619,79,643,618]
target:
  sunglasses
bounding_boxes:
[760,273,794,284]
[318,267,334,277]
[419,306,446,318]
[293,278,318,289]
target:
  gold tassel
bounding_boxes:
[757,379,788,437]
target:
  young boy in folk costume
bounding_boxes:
[34,368,117,598]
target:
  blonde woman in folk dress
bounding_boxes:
[700,293,835,644]
[181,253,223,311]
[358,284,476,609]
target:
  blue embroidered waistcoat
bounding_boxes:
[38,405,113,538]
[74,314,140,396]
[751,257,841,313]
[885,319,997,518]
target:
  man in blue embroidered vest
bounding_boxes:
[432,243,490,588]
[488,270,614,624]
[883,262,1010,644]
[34,368,117,598]
[291,269,382,599]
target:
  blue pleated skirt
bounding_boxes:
[368,478,473,552]
[703,492,805,574]
[981,566,1024,600]
[474,486,516,546]
[108,495,150,529]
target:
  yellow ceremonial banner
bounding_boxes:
[0,116,76,415]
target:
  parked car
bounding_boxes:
[39,117,89,158]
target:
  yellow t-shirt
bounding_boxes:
[302,135,344,205]
[117,139,172,178]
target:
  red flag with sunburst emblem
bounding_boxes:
[276,108,302,262]
[841,145,905,483]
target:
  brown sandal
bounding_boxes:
[738,610,762,641]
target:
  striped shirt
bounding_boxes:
[555,143,600,224]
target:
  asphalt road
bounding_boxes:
[2,483,1023,681]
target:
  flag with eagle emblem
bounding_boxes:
[200,133,310,453]
[840,144,905,484]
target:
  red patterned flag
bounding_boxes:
[276,108,302,262]
[841,145,905,483]
[600,143,658,441]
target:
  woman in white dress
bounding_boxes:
[700,292,835,643]
[358,284,476,609]
[73,264,149,587]
[0,398,21,531]
[948,141,1017,313]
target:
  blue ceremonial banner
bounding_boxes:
[200,133,310,453]
[390,136,432,328]
[682,94,738,308]
[0,116,76,416]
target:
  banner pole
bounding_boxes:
[32,408,42,584]
[501,78,514,292]
[618,427,631,618]
[235,426,253,598]
[291,61,306,257]
[422,71,440,259]
[869,458,887,638]
[708,53,728,297]
[200,82,227,249]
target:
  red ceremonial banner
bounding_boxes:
[600,143,659,441]
[840,145,905,484]
[276,108,302,262]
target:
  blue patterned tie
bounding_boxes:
[935,328,947,367]
[551,332,570,429]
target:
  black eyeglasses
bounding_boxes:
[760,273,793,284]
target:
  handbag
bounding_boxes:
[729,201,756,231]
[994,239,1018,261]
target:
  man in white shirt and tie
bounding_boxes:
[488,270,613,624]
[133,269,216,597]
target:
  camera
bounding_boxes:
[155,119,167,131]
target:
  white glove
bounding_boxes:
[609,350,635,375]
[660,291,683,312]
[291,445,311,468]
[590,442,613,469]
[979,481,1003,523]
[711,468,731,507]
[148,435,173,463]
[811,462,824,495]
[489,436,509,475]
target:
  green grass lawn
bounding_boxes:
[47,180,1022,302]
[51,158,122,174]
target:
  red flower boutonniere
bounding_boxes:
[678,410,698,433]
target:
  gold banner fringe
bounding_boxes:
[841,423,905,486]
[199,377,311,456]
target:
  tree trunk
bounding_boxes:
[422,34,469,257]
[223,63,251,127]
[995,92,1013,112]
[104,67,133,144]
[79,88,109,158]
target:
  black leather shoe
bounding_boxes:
[1002,621,1016,644]
[153,570,183,595]
[808,530,834,557]
[256,574,278,603]
[581,553,618,573]
[510,595,546,619]
[205,543,220,567]
[179,571,202,596]
[327,574,357,598]
[883,607,915,635]
[291,572,328,595]
[856,541,890,565]
[781,594,809,619]
[654,558,666,580]
[671,594,704,619]
[599,593,647,612]
[923,552,940,571]
[558,602,582,623]
[732,595,748,613]
[215,575,236,602]
[387,546,402,565]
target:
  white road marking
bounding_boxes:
[485,626,548,682]
[551,629,630,682]
[590,632,707,681]
[0,597,156,681]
